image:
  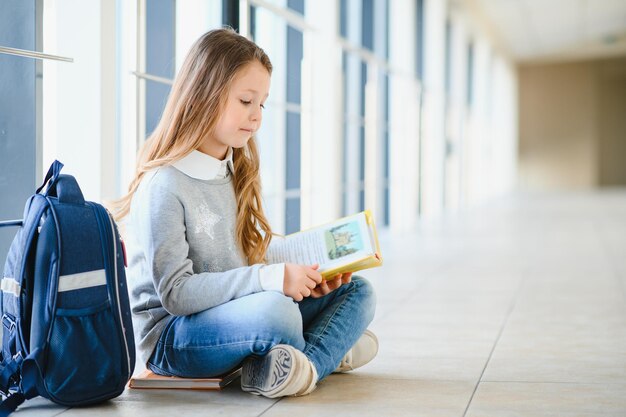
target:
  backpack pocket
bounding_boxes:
[2,313,17,360]
[45,300,125,405]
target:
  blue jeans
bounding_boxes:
[147,276,376,380]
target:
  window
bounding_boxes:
[285,18,304,233]
[415,0,424,80]
[145,0,175,137]
[0,0,41,267]
[467,41,474,107]
[248,2,306,234]
[340,0,390,226]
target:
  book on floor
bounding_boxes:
[266,210,383,279]
[128,367,241,390]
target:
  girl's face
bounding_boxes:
[199,60,270,159]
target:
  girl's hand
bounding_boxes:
[310,272,352,298]
[283,263,323,301]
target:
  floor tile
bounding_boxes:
[55,380,275,417]
[8,397,67,416]
[466,382,626,417]
[422,267,524,293]
[359,354,487,381]
[483,268,626,384]
[262,375,475,417]
[483,312,626,383]
[483,356,626,384]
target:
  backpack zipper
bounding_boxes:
[90,203,132,379]
[104,208,132,379]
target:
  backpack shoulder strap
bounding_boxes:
[0,392,25,417]
[0,353,24,416]
[0,347,47,416]
[0,355,22,393]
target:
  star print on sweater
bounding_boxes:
[194,203,222,239]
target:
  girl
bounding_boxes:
[113,28,377,398]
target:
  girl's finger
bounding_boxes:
[307,268,323,284]
[310,287,324,298]
[327,276,342,291]
[305,277,318,289]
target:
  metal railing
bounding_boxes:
[0,46,73,63]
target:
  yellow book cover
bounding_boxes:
[266,210,383,279]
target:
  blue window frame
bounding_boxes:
[416,0,425,214]
[285,0,305,233]
[145,0,175,137]
[362,0,374,51]
[0,0,41,267]
[467,42,474,107]
[249,5,257,40]
[359,61,367,211]
[340,0,348,38]
[383,72,390,226]
[445,20,452,97]
[415,0,424,80]
[341,51,348,215]
[288,0,305,15]
[383,0,390,226]
[222,0,239,31]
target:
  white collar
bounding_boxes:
[172,148,234,180]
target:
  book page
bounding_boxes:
[266,212,375,273]
[267,230,329,265]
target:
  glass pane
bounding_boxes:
[146,0,175,137]
[175,0,222,72]
[252,5,304,233]
[0,0,38,268]
[287,0,304,15]
[362,0,373,51]
[341,51,366,215]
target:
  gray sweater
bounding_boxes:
[125,164,269,364]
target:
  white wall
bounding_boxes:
[448,0,518,209]
[421,0,447,216]
[302,0,343,228]
[43,0,117,203]
[388,0,420,232]
[519,57,626,189]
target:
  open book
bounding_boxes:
[128,368,241,390]
[266,210,383,279]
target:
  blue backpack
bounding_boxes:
[0,161,135,415]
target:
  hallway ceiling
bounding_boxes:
[473,0,626,62]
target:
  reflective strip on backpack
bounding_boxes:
[0,277,21,297]
[58,269,107,292]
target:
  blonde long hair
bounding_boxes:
[111,28,273,264]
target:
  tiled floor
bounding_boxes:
[13,190,626,416]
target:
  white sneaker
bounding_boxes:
[241,344,318,398]
[334,329,378,373]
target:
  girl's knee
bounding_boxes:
[254,292,303,343]
[351,276,376,299]
[351,276,377,323]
